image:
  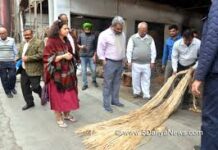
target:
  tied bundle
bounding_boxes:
[76,69,194,150]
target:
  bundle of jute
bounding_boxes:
[76,69,193,150]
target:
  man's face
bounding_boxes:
[60,15,68,24]
[112,24,123,35]
[0,28,7,40]
[184,37,193,46]
[169,28,178,38]
[23,30,33,42]
[84,28,91,34]
[138,27,147,38]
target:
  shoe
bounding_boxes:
[57,120,68,128]
[6,93,13,98]
[193,145,200,150]
[143,97,151,101]
[64,115,77,123]
[11,89,17,95]
[82,85,88,90]
[133,94,140,98]
[111,102,124,107]
[22,103,35,111]
[93,81,99,87]
[105,108,113,113]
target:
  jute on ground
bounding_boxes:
[76,69,193,150]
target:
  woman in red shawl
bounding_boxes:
[43,20,79,128]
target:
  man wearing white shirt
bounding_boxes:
[172,29,201,74]
[18,29,44,110]
[127,22,157,100]
[172,29,201,108]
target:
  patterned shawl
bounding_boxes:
[43,37,77,91]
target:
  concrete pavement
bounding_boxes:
[0,76,202,150]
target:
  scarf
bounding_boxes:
[43,37,77,91]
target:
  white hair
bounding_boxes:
[111,16,125,26]
[138,22,148,29]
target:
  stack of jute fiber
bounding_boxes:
[76,69,193,150]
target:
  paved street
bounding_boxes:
[0,75,202,150]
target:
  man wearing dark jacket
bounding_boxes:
[192,0,218,149]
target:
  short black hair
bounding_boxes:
[23,28,33,33]
[168,25,179,30]
[182,29,194,39]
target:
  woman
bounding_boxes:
[43,20,79,128]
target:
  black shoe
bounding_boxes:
[193,145,200,150]
[93,81,99,87]
[105,108,113,113]
[6,93,13,98]
[22,103,35,111]
[111,102,124,107]
[133,94,140,98]
[11,89,17,95]
[82,85,88,91]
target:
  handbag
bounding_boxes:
[41,84,49,105]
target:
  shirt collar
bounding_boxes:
[169,34,181,41]
[25,37,33,44]
[136,33,148,39]
[181,38,196,46]
[0,37,9,42]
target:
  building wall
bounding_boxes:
[66,0,203,38]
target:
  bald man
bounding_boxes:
[0,27,18,98]
[127,22,157,100]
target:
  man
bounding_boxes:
[162,25,181,82]
[78,22,98,90]
[97,16,125,113]
[126,22,157,100]
[58,14,80,72]
[172,29,201,107]
[0,27,18,98]
[58,14,76,55]
[192,0,218,149]
[18,29,44,110]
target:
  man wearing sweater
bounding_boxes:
[0,27,18,98]
[127,22,157,100]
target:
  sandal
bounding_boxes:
[64,115,77,122]
[57,120,68,128]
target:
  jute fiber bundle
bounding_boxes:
[76,69,193,150]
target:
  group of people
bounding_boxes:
[1,1,218,148]
[0,14,206,121]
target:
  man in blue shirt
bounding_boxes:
[162,25,181,82]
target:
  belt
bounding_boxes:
[106,58,123,62]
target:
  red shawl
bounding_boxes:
[43,37,77,91]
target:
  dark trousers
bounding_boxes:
[201,74,218,150]
[21,69,42,105]
[0,62,16,94]
[177,63,193,105]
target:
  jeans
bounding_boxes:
[80,57,97,86]
[0,61,16,94]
